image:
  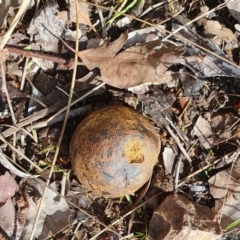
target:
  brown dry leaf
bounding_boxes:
[197,7,237,50]
[0,172,22,238]
[0,172,18,205]
[204,20,237,50]
[58,0,98,35]
[211,112,235,133]
[208,170,239,199]
[76,32,184,88]
[21,179,71,239]
[208,156,240,228]
[0,199,23,239]
[0,2,13,28]
[193,115,213,149]
[79,32,128,68]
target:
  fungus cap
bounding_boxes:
[70,105,161,198]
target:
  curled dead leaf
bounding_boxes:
[70,32,184,88]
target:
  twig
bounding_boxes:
[163,113,192,161]
[166,116,189,146]
[174,155,182,191]
[23,95,47,108]
[213,129,240,145]
[0,134,42,171]
[138,1,166,18]
[0,57,16,124]
[179,97,192,120]
[60,172,67,197]
[165,124,192,163]
[71,221,82,240]
[6,45,73,66]
[0,124,36,143]
[26,105,91,131]
[94,0,106,38]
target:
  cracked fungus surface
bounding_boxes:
[70,105,161,198]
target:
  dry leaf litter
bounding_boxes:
[0,0,240,239]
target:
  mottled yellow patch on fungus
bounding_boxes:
[123,138,144,163]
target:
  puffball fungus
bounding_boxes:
[70,105,160,198]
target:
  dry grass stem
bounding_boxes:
[30,2,81,238]
[0,134,42,171]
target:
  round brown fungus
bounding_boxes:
[70,105,161,198]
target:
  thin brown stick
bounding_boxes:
[6,45,73,66]
[179,97,192,120]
